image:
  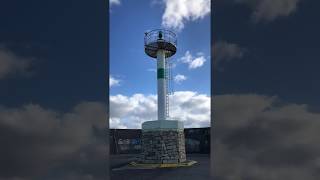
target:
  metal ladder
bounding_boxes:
[165,60,173,118]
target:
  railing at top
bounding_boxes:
[144,29,177,47]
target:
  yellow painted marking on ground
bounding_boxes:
[129,161,197,169]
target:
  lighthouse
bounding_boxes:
[140,29,186,164]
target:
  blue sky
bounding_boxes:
[109,0,210,96]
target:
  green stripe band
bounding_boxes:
[157,68,165,79]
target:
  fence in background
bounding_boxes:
[110,128,210,154]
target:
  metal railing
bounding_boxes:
[144,29,177,47]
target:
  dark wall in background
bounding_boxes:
[110,128,210,154]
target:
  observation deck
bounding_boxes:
[144,29,177,58]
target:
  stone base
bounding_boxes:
[140,122,186,164]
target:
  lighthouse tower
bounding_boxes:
[141,29,186,164]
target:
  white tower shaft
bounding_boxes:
[157,49,166,120]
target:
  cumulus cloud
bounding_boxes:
[109,94,158,128]
[0,102,107,179]
[109,0,120,7]
[147,68,156,72]
[174,74,187,84]
[214,41,245,67]
[179,51,207,69]
[161,0,210,31]
[0,48,33,79]
[109,76,120,87]
[3,91,318,179]
[213,94,320,179]
[109,91,210,129]
[235,0,301,22]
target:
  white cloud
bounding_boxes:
[109,76,120,87]
[147,68,156,72]
[0,101,107,179]
[179,51,206,69]
[174,74,187,84]
[2,92,320,179]
[110,117,127,129]
[0,48,33,79]
[109,91,210,129]
[235,0,301,22]
[161,0,210,31]
[214,41,245,66]
[213,94,320,179]
[110,0,121,7]
[189,56,206,69]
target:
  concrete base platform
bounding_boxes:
[142,120,184,131]
[112,160,197,171]
[111,154,211,180]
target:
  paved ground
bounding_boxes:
[110,154,211,180]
